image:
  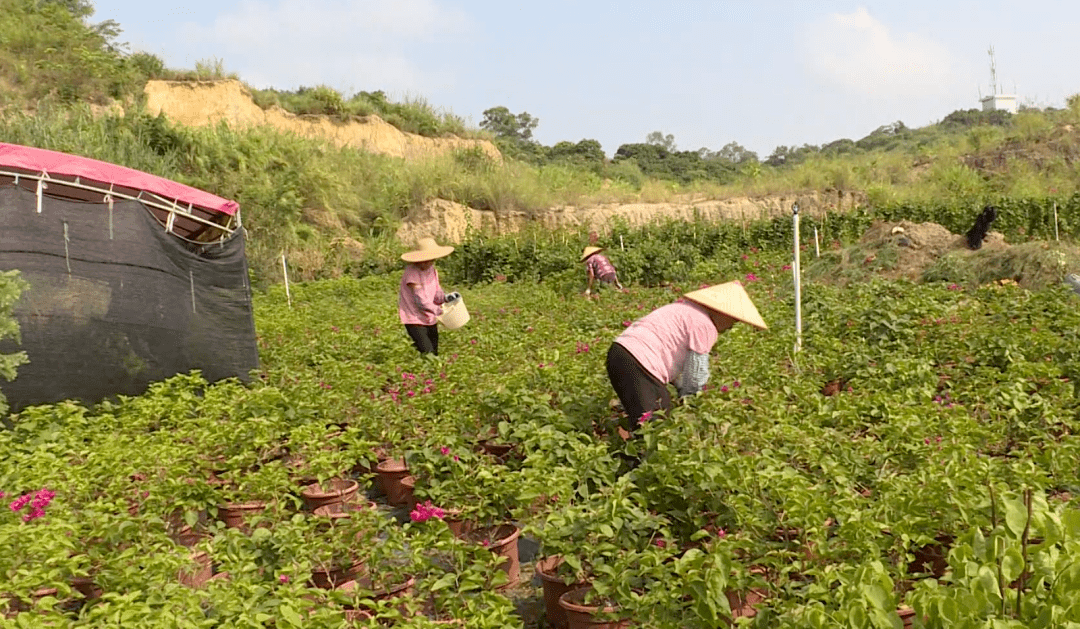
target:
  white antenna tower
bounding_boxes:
[988,45,998,95]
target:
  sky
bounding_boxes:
[89,0,1080,158]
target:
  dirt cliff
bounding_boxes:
[397,191,864,244]
[143,79,502,162]
[143,79,864,245]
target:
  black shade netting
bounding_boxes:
[0,186,259,412]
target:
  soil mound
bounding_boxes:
[807,219,1080,290]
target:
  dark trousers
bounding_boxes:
[606,342,671,428]
[405,324,439,355]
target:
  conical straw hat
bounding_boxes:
[580,246,604,262]
[401,237,454,263]
[683,281,768,330]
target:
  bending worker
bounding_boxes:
[398,237,459,355]
[581,246,624,295]
[606,281,767,428]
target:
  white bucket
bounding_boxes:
[438,296,470,330]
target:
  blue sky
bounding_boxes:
[90,0,1080,158]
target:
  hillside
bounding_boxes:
[144,80,502,163]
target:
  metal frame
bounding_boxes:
[0,168,239,243]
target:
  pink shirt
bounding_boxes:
[614,301,718,384]
[586,254,617,281]
[398,264,445,325]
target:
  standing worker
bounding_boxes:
[606,281,767,428]
[399,237,459,355]
[581,246,624,295]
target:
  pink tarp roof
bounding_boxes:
[0,142,239,216]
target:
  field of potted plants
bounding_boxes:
[3,226,1080,627]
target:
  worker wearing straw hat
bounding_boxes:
[399,237,459,355]
[581,246,624,295]
[607,281,767,429]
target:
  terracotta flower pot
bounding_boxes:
[300,478,359,512]
[311,558,365,590]
[179,550,214,588]
[536,556,588,629]
[375,459,414,507]
[724,586,768,620]
[558,587,631,629]
[337,575,416,616]
[483,523,522,587]
[217,501,269,530]
[444,510,475,539]
[312,500,379,523]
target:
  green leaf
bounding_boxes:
[1001,547,1025,583]
[1003,496,1028,537]
[278,604,303,627]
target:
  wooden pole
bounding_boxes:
[282,253,292,309]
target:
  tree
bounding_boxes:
[480,106,539,143]
[645,131,676,152]
[713,142,758,165]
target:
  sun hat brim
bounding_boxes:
[401,243,455,263]
[683,281,768,330]
[580,246,605,262]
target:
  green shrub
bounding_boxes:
[0,270,28,418]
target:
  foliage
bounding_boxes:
[0,0,148,105]
[250,87,472,138]
[0,270,27,417]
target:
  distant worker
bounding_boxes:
[606,281,767,429]
[581,246,624,296]
[398,237,459,355]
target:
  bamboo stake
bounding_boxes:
[792,203,802,353]
[282,253,292,309]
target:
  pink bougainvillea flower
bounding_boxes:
[409,501,446,523]
[782,264,792,271]
[406,390,416,398]
[402,372,416,381]
[654,539,667,548]
[638,410,653,426]
[469,338,477,345]
[453,455,460,462]
[732,381,741,388]
[717,529,727,538]
[279,574,290,584]
[622,320,632,327]
[745,273,758,282]
[440,446,451,456]
[720,385,729,393]
[741,254,749,260]
[9,494,31,512]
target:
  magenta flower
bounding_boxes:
[440,446,451,456]
[720,385,729,393]
[732,381,741,388]
[279,574,290,584]
[745,273,758,282]
[9,494,31,512]
[406,390,416,398]
[638,410,653,426]
[717,529,727,538]
[402,372,416,381]
[409,501,446,522]
[622,320,632,327]
[782,264,792,271]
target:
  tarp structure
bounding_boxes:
[0,143,258,412]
